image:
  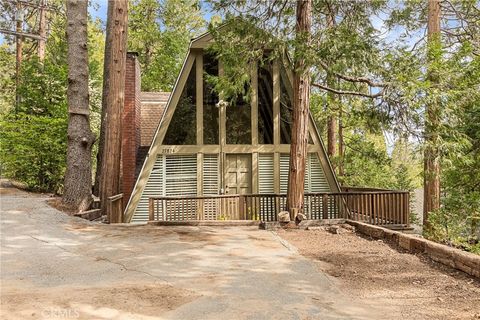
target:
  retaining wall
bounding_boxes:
[346,220,480,279]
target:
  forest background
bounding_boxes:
[0,0,478,253]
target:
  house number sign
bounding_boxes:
[161,147,175,154]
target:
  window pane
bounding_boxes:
[226,91,251,144]
[203,54,219,144]
[280,67,314,145]
[164,60,196,145]
[258,61,273,144]
[280,67,293,144]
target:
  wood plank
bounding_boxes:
[149,198,154,221]
[251,61,259,145]
[322,194,329,219]
[196,52,203,145]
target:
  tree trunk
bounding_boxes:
[62,0,95,211]
[338,111,344,177]
[98,0,128,216]
[286,0,312,220]
[37,0,46,61]
[93,0,114,196]
[15,1,23,109]
[326,7,337,163]
[423,0,441,231]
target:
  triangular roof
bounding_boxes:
[124,30,341,222]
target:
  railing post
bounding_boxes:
[322,194,329,219]
[149,198,154,222]
[107,199,112,223]
[239,195,245,220]
[405,192,410,227]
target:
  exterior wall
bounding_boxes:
[125,45,340,222]
[122,52,141,209]
[131,152,331,222]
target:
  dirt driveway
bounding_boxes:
[2,186,386,320]
[279,227,480,320]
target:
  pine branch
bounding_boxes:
[312,82,385,98]
[318,60,386,88]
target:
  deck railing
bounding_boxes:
[107,193,124,223]
[148,191,410,227]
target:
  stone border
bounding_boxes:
[261,219,346,230]
[346,220,480,279]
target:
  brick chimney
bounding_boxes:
[122,52,141,209]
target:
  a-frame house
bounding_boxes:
[124,31,341,223]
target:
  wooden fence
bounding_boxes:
[148,191,410,227]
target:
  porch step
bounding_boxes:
[147,220,262,227]
[74,209,102,221]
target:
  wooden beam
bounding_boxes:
[124,54,196,222]
[274,152,280,193]
[196,52,203,145]
[152,144,320,155]
[218,60,226,191]
[273,61,280,146]
[251,61,258,145]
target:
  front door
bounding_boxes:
[225,154,252,195]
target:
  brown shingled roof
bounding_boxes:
[140,92,170,147]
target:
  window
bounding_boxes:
[258,61,273,144]
[164,60,196,145]
[226,91,251,144]
[279,67,314,144]
[203,54,219,144]
[280,67,293,144]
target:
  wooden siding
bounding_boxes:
[258,153,274,194]
[124,31,341,222]
[132,154,197,222]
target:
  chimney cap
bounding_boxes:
[127,51,139,57]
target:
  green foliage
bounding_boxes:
[0,113,67,192]
[0,57,68,191]
[0,44,15,114]
[428,72,480,254]
[128,0,206,91]
[0,8,104,193]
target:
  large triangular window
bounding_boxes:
[258,60,274,144]
[163,60,197,145]
[203,54,219,145]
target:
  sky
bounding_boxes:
[0,0,215,44]
[89,0,215,25]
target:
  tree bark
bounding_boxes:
[98,0,128,216]
[62,0,95,211]
[423,0,441,231]
[286,0,312,220]
[326,8,337,163]
[93,0,114,196]
[338,110,344,177]
[15,1,23,109]
[37,0,46,61]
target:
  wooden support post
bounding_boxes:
[406,192,410,226]
[149,198,154,222]
[239,195,245,220]
[322,194,329,219]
